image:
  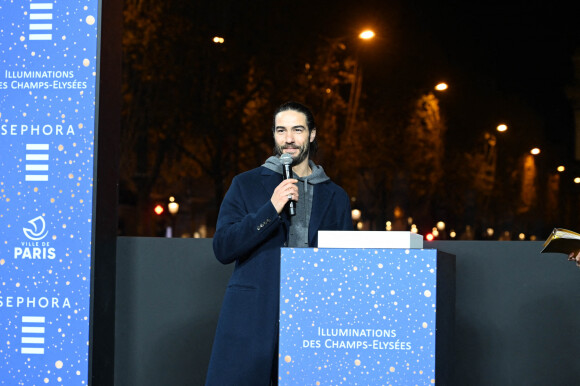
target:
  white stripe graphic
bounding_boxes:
[30,4,53,10]
[22,326,45,334]
[26,154,49,161]
[26,144,49,151]
[21,315,46,354]
[21,348,45,354]
[25,175,49,182]
[29,14,53,20]
[26,165,49,171]
[29,34,53,40]
[22,316,46,323]
[30,24,53,30]
[21,337,45,344]
[25,145,50,180]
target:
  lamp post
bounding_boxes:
[345,29,375,138]
[351,208,362,230]
[167,196,179,237]
[470,123,510,238]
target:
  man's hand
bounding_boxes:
[271,179,299,214]
[568,251,580,267]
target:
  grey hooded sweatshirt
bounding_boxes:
[262,155,330,248]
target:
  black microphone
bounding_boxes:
[280,153,296,216]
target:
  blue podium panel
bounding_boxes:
[0,1,99,384]
[279,248,440,385]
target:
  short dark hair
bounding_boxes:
[272,101,318,156]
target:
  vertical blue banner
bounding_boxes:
[0,1,99,384]
[279,248,438,385]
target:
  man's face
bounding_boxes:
[274,110,316,166]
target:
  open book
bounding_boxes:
[542,228,580,254]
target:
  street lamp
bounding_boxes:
[359,29,375,40]
[344,29,376,138]
[168,196,179,215]
[486,228,495,238]
[496,124,508,132]
[167,196,179,237]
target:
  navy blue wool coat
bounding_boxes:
[205,165,352,386]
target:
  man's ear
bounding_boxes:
[310,128,316,143]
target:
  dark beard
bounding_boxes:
[275,142,310,166]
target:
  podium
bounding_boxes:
[278,233,455,385]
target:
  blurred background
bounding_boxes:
[117,0,579,241]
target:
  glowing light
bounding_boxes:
[154,205,164,215]
[557,165,565,172]
[351,209,362,221]
[359,30,375,40]
[168,202,179,215]
[212,36,225,44]
[574,177,580,184]
[530,148,540,155]
[518,233,526,240]
[436,221,445,230]
[496,124,508,132]
[449,230,457,238]
[434,82,448,91]
[426,233,434,241]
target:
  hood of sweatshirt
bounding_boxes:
[262,155,330,185]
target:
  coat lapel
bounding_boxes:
[260,167,281,199]
[308,182,334,245]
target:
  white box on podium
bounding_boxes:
[318,231,423,249]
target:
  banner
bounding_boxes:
[279,248,438,385]
[0,1,99,384]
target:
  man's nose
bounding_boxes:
[285,132,294,143]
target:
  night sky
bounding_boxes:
[211,0,578,166]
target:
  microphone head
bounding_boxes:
[280,153,293,166]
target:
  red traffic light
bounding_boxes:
[154,204,164,215]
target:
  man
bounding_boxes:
[205,101,353,385]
